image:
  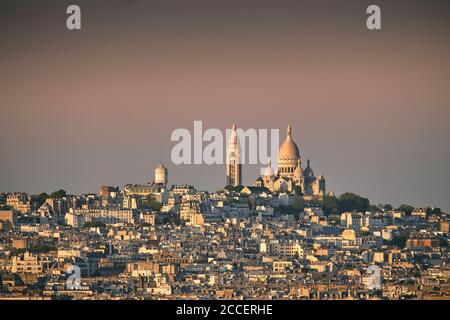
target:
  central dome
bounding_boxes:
[277,125,301,177]
[279,125,300,159]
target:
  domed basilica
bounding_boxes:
[255,125,326,197]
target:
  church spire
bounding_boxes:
[226,123,242,187]
[287,125,292,139]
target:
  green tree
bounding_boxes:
[29,245,57,253]
[396,204,415,216]
[277,197,304,218]
[224,185,245,193]
[292,196,305,210]
[83,221,106,228]
[361,230,371,236]
[33,193,49,207]
[50,189,67,198]
[338,193,370,213]
[425,207,434,217]
[386,233,409,248]
[144,195,162,211]
[322,195,340,216]
[293,185,303,196]
[0,220,12,231]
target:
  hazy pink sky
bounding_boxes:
[1,0,449,210]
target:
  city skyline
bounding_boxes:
[0,121,447,212]
[1,0,449,211]
[0,0,448,303]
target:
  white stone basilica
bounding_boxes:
[255,125,326,197]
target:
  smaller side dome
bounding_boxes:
[263,160,275,177]
[293,159,303,177]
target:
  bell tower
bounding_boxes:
[226,123,242,187]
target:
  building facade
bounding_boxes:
[255,125,326,197]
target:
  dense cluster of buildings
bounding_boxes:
[0,125,448,300]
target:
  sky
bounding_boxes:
[0,0,449,210]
